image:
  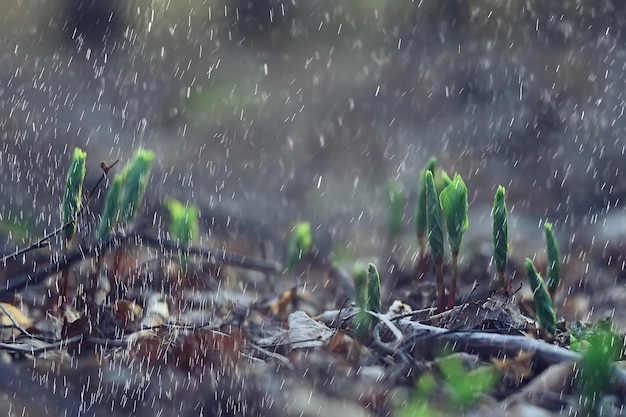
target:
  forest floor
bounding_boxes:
[0,204,624,417]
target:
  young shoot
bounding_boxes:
[524,258,556,336]
[286,222,312,273]
[492,186,508,289]
[166,198,199,272]
[424,170,445,312]
[96,174,123,241]
[352,265,370,340]
[367,263,381,317]
[62,147,87,242]
[544,222,560,296]
[415,157,436,249]
[439,173,468,309]
[118,149,154,225]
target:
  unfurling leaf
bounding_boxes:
[118,149,154,224]
[544,222,560,292]
[525,258,556,335]
[425,171,444,264]
[367,263,381,315]
[97,174,123,241]
[415,157,436,243]
[492,186,508,286]
[439,173,468,256]
[62,147,87,240]
[286,222,312,272]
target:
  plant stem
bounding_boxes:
[435,262,445,313]
[448,253,458,310]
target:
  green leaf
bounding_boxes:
[286,222,312,272]
[62,147,87,241]
[425,171,444,264]
[576,326,622,416]
[386,180,406,239]
[97,174,123,241]
[367,263,381,315]
[544,222,560,292]
[415,157,436,243]
[492,186,509,278]
[524,259,556,335]
[439,173,468,255]
[118,149,154,224]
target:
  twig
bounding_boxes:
[0,303,32,337]
[138,232,282,273]
[0,335,84,355]
[392,319,626,397]
[0,227,281,299]
[249,342,293,369]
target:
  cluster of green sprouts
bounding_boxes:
[413,158,562,329]
[415,159,469,312]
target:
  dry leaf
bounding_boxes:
[172,328,246,372]
[113,299,142,330]
[492,350,534,386]
[288,311,334,350]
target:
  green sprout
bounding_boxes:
[524,258,556,336]
[439,173,468,310]
[62,147,87,241]
[118,149,154,225]
[544,222,560,296]
[96,174,123,241]
[286,222,312,272]
[492,186,509,289]
[575,324,622,417]
[166,198,199,272]
[351,263,382,340]
[367,263,382,317]
[415,157,436,249]
[352,265,371,340]
[425,170,445,312]
[386,180,406,241]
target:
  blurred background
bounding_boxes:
[1,1,625,320]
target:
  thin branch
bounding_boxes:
[392,319,626,397]
[0,303,33,337]
[0,227,281,299]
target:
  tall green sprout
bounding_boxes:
[97,174,123,241]
[415,157,436,249]
[62,147,87,241]
[544,222,560,297]
[352,263,382,340]
[367,263,382,318]
[167,198,199,272]
[525,259,556,336]
[492,186,508,289]
[425,170,445,312]
[118,149,154,225]
[439,173,468,310]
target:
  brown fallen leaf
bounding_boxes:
[492,350,535,386]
